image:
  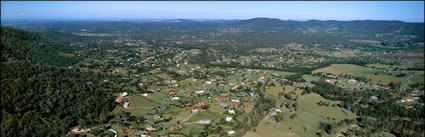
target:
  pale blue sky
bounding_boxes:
[1,1,424,22]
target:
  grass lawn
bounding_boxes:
[186,110,224,123]
[302,75,320,82]
[113,95,159,116]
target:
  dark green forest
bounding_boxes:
[1,27,119,137]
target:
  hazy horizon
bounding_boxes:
[1,1,424,23]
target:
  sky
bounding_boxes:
[1,1,424,22]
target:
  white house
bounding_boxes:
[124,102,130,108]
[231,99,240,103]
[225,116,233,122]
[195,90,205,94]
[122,92,128,97]
[228,109,235,114]
[171,97,180,100]
[228,130,235,136]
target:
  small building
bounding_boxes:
[225,116,233,122]
[231,99,240,103]
[205,81,212,84]
[198,120,211,124]
[371,96,378,100]
[124,102,131,108]
[406,98,414,102]
[122,92,129,97]
[197,101,208,106]
[195,90,205,94]
[171,97,180,100]
[216,97,227,102]
[169,91,176,95]
[71,126,81,133]
[228,109,235,114]
[146,125,156,131]
[228,130,235,136]
[218,102,228,107]
[221,93,229,96]
[191,107,199,113]
[274,109,282,113]
[170,125,183,131]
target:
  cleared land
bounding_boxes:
[313,64,424,86]
[245,84,356,137]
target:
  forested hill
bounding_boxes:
[1,27,79,67]
[5,18,424,35]
[1,27,120,137]
[229,18,424,34]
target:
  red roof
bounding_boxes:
[197,101,208,106]
[170,125,180,130]
[157,81,163,85]
[216,97,227,101]
[169,91,176,95]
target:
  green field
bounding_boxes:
[113,95,160,116]
[245,85,356,137]
[313,64,424,86]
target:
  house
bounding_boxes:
[274,109,282,113]
[195,90,205,94]
[197,101,208,106]
[218,102,228,107]
[225,116,233,122]
[124,102,131,108]
[142,93,149,97]
[371,96,378,100]
[198,120,211,124]
[228,130,235,136]
[171,97,180,100]
[191,107,199,113]
[218,83,226,86]
[146,125,156,131]
[228,109,235,114]
[157,81,163,85]
[348,79,357,83]
[153,115,161,120]
[68,66,73,69]
[216,97,227,102]
[406,98,414,102]
[221,93,229,96]
[231,99,240,103]
[137,131,150,137]
[205,81,212,84]
[169,91,176,95]
[170,125,183,131]
[232,104,238,108]
[71,126,81,133]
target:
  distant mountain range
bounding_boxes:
[3,17,423,35]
